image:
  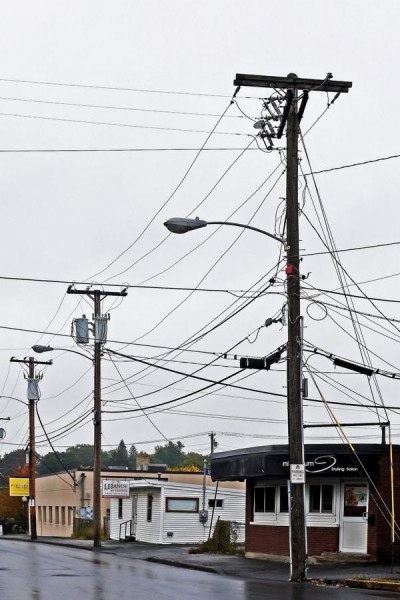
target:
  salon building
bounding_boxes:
[211,443,400,562]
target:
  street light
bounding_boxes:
[164,217,286,245]
[164,215,306,579]
[32,345,93,362]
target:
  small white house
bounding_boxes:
[109,479,245,544]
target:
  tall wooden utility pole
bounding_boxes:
[10,356,52,540]
[233,72,352,581]
[67,286,127,548]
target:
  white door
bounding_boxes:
[339,482,369,553]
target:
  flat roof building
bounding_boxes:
[211,443,399,562]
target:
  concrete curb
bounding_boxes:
[344,578,400,592]
[146,556,218,574]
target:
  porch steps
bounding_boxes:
[313,552,375,564]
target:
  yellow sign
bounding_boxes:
[9,478,29,497]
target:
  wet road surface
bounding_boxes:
[0,540,398,599]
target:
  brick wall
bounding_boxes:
[370,450,400,562]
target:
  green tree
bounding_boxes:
[178,452,207,471]
[129,444,137,469]
[64,444,95,469]
[108,440,130,468]
[151,441,185,468]
[37,445,112,475]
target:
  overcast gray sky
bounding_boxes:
[1,1,400,459]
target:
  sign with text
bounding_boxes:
[290,464,305,483]
[9,477,29,497]
[102,480,130,498]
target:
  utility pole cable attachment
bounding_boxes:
[67,286,127,548]
[233,72,351,582]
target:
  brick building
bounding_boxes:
[211,443,400,562]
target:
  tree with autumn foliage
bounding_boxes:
[0,464,29,530]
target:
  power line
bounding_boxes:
[0,95,249,119]
[0,110,248,136]
[0,274,272,295]
[0,147,262,153]
[303,153,400,176]
[88,100,237,282]
[306,287,400,304]
[304,240,400,257]
[0,76,259,99]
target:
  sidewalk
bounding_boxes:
[2,535,400,591]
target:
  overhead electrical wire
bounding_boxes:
[107,352,170,443]
[35,404,76,484]
[137,162,283,287]
[300,138,391,422]
[0,76,260,99]
[103,136,258,283]
[0,95,248,119]
[303,153,400,176]
[102,348,288,413]
[123,171,284,346]
[0,111,249,137]
[106,277,283,398]
[304,292,400,346]
[87,98,237,282]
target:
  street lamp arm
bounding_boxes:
[32,345,94,362]
[164,217,285,245]
[206,221,285,244]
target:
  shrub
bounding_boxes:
[197,519,240,554]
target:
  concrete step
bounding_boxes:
[314,552,375,564]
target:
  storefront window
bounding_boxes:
[309,484,333,513]
[254,487,276,513]
[254,488,265,512]
[279,486,288,513]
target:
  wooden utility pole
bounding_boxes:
[67,286,127,548]
[233,72,352,581]
[10,356,52,540]
[209,431,217,455]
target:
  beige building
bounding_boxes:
[35,468,244,538]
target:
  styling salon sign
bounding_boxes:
[283,455,360,475]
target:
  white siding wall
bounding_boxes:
[161,485,245,545]
[135,489,162,543]
[109,496,133,541]
[109,483,245,544]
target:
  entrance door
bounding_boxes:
[131,495,138,538]
[340,482,369,553]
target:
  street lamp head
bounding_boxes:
[164,217,207,234]
[32,345,54,354]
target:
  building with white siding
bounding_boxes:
[109,479,246,544]
[35,469,244,539]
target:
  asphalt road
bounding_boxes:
[0,540,398,599]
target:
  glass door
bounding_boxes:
[339,483,368,553]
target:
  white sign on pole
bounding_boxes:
[102,480,130,498]
[290,464,305,484]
